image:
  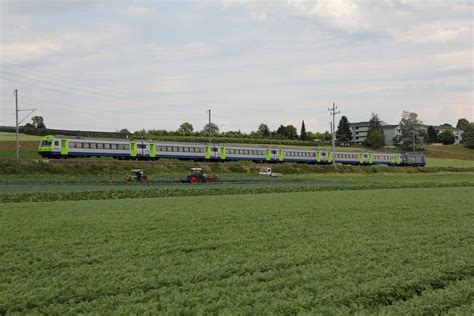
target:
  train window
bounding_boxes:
[183,147,188,152]
[54,141,59,146]
[322,153,326,156]
[84,143,91,149]
[124,144,130,150]
[97,143,104,149]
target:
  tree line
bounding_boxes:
[9,114,474,150]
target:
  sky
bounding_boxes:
[0,0,472,133]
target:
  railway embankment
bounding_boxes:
[1,160,474,175]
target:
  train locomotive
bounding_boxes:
[37,135,426,166]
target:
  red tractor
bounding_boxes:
[181,168,215,184]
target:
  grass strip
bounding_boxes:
[1,182,472,203]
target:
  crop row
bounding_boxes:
[0,188,472,314]
[1,160,474,175]
[1,181,472,203]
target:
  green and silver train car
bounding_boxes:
[38,135,425,166]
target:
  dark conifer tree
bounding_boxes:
[300,120,307,140]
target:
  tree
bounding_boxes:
[399,111,422,151]
[456,118,470,131]
[335,116,352,145]
[119,128,131,134]
[201,123,219,136]
[427,126,437,144]
[177,122,194,136]
[256,123,270,137]
[300,121,307,140]
[275,125,298,139]
[441,123,453,127]
[363,113,384,148]
[462,123,474,149]
[24,116,46,129]
[364,130,384,149]
[438,130,455,145]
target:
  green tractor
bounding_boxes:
[182,168,215,184]
[125,169,149,184]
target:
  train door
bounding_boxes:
[219,145,226,160]
[130,142,137,159]
[149,144,156,159]
[60,139,69,156]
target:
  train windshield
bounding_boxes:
[41,140,52,146]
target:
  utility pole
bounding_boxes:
[207,109,211,145]
[15,89,19,160]
[328,102,340,166]
[412,129,416,153]
[14,89,36,160]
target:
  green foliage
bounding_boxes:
[335,116,352,145]
[462,123,474,149]
[427,126,437,143]
[176,122,194,135]
[24,116,46,129]
[0,188,473,314]
[399,111,423,151]
[438,130,455,145]
[456,118,469,131]
[368,113,384,134]
[201,123,220,136]
[256,123,270,137]
[363,113,385,149]
[300,121,307,140]
[364,130,385,149]
[275,125,298,139]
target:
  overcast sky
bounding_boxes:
[0,0,472,133]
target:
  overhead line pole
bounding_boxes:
[15,89,19,160]
[207,109,211,145]
[328,102,340,166]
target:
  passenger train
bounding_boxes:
[37,135,426,166]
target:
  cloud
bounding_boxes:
[127,4,152,16]
[391,22,471,43]
[145,42,219,60]
[1,40,61,61]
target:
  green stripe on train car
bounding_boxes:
[278,149,284,161]
[266,149,271,161]
[328,151,332,163]
[149,144,156,158]
[368,153,373,164]
[130,142,137,157]
[60,139,69,155]
[205,145,211,159]
[359,153,364,164]
[316,151,321,163]
[396,155,401,165]
[220,146,226,160]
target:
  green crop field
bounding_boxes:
[426,158,474,168]
[0,187,473,314]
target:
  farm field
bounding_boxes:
[0,187,473,314]
[426,158,474,168]
[1,172,473,194]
